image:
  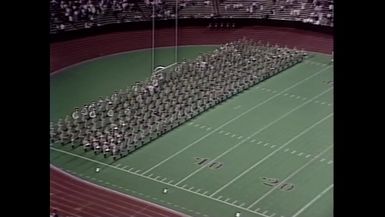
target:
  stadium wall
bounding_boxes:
[50,19,333,72]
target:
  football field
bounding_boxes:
[50,45,333,217]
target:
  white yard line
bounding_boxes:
[291,184,333,217]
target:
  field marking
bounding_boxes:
[141,66,331,175]
[257,141,263,145]
[176,88,332,186]
[210,113,333,196]
[247,145,333,209]
[234,105,242,110]
[291,184,334,217]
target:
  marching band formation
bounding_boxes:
[50,38,306,160]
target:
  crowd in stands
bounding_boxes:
[50,0,333,33]
[50,39,306,159]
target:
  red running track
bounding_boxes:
[50,165,188,217]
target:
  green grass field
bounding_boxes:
[50,45,333,217]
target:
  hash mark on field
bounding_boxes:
[251,139,256,142]
[263,210,268,214]
[328,103,332,106]
[217,196,223,200]
[257,141,263,145]
[182,184,188,188]
[203,191,209,195]
[155,176,160,180]
[189,187,194,190]
[321,102,326,105]
[296,96,301,99]
[225,132,231,136]
[264,143,269,147]
[148,173,153,178]
[128,168,134,172]
[232,200,238,205]
[203,215,209,217]
[255,208,261,212]
[283,93,289,96]
[161,178,167,182]
[200,125,206,129]
[135,169,141,173]
[188,122,193,126]
[194,124,200,127]
[122,166,128,169]
[270,213,276,217]
[298,152,304,156]
[290,95,295,98]
[207,127,212,131]
[305,154,312,158]
[231,134,236,138]
[233,105,242,110]
[284,148,290,152]
[315,100,320,103]
[261,88,266,90]
[238,136,243,139]
[240,203,246,207]
[270,145,277,148]
[320,158,326,162]
[219,130,225,134]
[116,164,121,167]
[302,97,307,100]
[225,198,230,202]
[328,160,333,164]
[196,189,201,193]
[168,180,174,184]
[291,150,297,154]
